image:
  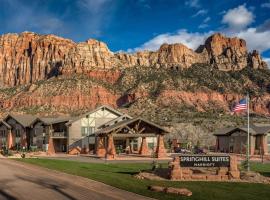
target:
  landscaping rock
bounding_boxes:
[241,171,270,184]
[148,185,192,196]
[135,172,166,180]
[165,187,192,196]
[148,185,165,192]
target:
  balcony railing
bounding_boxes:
[51,131,67,138]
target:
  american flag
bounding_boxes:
[233,98,248,112]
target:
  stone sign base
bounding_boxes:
[169,155,240,181]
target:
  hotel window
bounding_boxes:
[15,129,21,138]
[0,130,6,137]
[81,127,95,137]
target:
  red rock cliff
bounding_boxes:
[0,32,267,87]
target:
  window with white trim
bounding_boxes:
[0,130,6,137]
[81,127,95,137]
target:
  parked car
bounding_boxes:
[174,147,191,154]
[193,147,207,154]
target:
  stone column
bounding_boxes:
[215,137,219,152]
[169,157,182,180]
[156,135,167,158]
[96,136,106,157]
[47,136,55,155]
[228,155,240,179]
[139,137,149,155]
[106,134,116,159]
[7,130,13,149]
[169,157,191,180]
[250,136,255,156]
[261,135,268,155]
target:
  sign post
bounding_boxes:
[169,155,240,180]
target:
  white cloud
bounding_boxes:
[261,1,270,8]
[263,58,270,68]
[76,0,116,36]
[222,4,254,32]
[203,17,211,23]
[192,9,208,17]
[78,0,112,13]
[130,29,210,52]
[127,4,270,58]
[137,0,151,9]
[236,28,270,52]
[185,0,200,8]
[199,24,208,29]
[4,0,65,34]
[257,19,270,32]
[198,17,210,29]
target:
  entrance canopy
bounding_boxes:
[94,117,168,137]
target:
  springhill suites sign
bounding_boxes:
[180,155,230,167]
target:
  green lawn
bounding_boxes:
[16,158,270,200]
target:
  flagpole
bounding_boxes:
[247,94,250,171]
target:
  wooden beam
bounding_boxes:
[112,133,156,138]
[138,127,146,134]
[124,125,136,134]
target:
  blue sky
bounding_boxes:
[0,0,270,63]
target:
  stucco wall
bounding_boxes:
[67,108,120,151]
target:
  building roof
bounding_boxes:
[95,117,169,135]
[4,114,37,128]
[0,120,11,129]
[66,105,127,126]
[34,116,73,126]
[214,123,270,136]
[97,114,132,129]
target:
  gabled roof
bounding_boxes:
[4,114,37,128]
[66,105,127,126]
[31,116,73,126]
[214,123,270,136]
[0,120,11,129]
[97,114,132,129]
[251,123,270,134]
[95,117,169,135]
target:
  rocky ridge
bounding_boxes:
[0,32,267,87]
[0,31,269,146]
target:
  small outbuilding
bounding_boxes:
[214,124,270,155]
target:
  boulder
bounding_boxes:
[148,185,192,197]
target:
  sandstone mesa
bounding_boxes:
[0,32,267,87]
